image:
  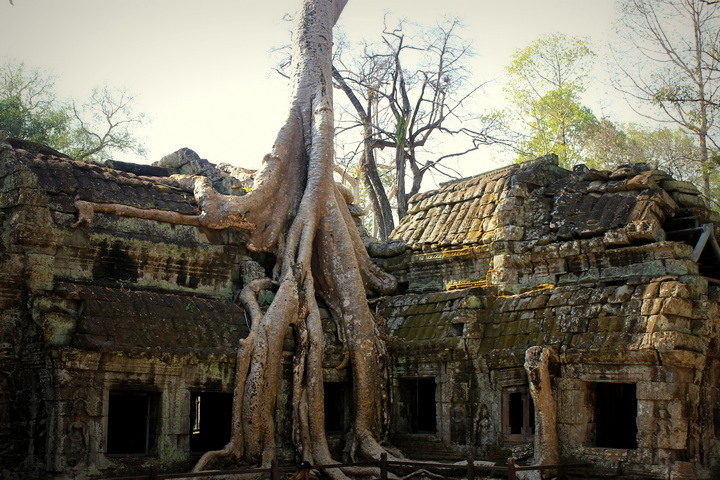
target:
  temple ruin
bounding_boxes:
[2,137,720,479]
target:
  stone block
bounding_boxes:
[661,297,693,318]
[626,219,666,243]
[653,241,694,260]
[652,331,704,353]
[26,253,55,292]
[664,259,698,276]
[658,281,692,299]
[641,298,664,316]
[636,382,676,401]
[495,225,524,241]
[42,313,77,347]
[647,314,690,333]
[604,228,630,246]
[608,284,634,303]
[671,191,705,208]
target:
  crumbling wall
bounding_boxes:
[380,156,720,478]
[0,140,268,479]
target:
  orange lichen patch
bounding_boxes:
[446,279,487,291]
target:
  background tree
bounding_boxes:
[333,17,505,230]
[0,61,147,162]
[613,0,720,206]
[504,33,597,166]
[0,61,71,149]
[69,85,147,161]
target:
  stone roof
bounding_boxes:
[7,144,199,216]
[48,283,248,354]
[391,156,719,252]
[1,139,258,359]
[380,289,483,348]
[380,156,720,362]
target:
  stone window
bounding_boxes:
[591,382,638,449]
[106,390,160,455]
[189,392,232,453]
[324,382,351,432]
[397,378,437,433]
[502,385,534,442]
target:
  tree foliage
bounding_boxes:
[0,61,146,162]
[504,33,596,166]
[69,85,147,161]
[0,62,71,149]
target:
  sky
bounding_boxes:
[0,0,630,179]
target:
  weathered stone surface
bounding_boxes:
[379,158,720,478]
[4,141,720,480]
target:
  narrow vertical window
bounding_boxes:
[324,382,350,432]
[189,392,232,453]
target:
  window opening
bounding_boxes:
[502,385,534,442]
[189,392,232,453]
[449,323,465,336]
[593,382,638,449]
[107,390,159,455]
[398,378,437,433]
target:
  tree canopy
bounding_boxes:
[332,17,506,236]
[504,33,597,166]
[0,61,147,162]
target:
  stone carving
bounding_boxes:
[65,397,90,469]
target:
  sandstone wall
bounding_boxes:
[380,157,720,478]
[0,140,265,478]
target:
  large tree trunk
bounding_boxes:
[524,347,559,479]
[191,0,397,474]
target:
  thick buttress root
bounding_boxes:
[191,0,405,476]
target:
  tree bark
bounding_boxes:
[524,347,559,479]
[332,66,395,239]
[189,0,397,474]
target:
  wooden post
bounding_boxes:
[559,455,566,480]
[467,456,475,480]
[507,457,516,480]
[380,452,388,480]
[271,458,280,480]
[149,466,158,480]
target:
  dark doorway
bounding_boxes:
[502,385,535,442]
[107,391,159,455]
[398,378,437,433]
[189,392,233,453]
[594,382,638,449]
[324,382,351,432]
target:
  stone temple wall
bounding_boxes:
[0,139,267,478]
[378,156,720,478]
[3,138,720,480]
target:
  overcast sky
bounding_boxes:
[0,0,629,177]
